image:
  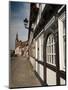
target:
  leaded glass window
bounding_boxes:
[46,34,56,66]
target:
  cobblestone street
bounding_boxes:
[9,56,41,88]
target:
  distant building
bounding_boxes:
[28,3,66,85]
[15,33,28,56]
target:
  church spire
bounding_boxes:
[16,32,18,41]
[15,32,18,48]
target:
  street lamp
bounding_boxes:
[24,18,29,29]
[24,18,34,32]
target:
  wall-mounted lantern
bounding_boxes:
[24,18,29,29]
[24,18,34,32]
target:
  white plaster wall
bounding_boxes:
[39,64,44,80]
[30,57,36,70]
[37,63,40,75]
[35,41,38,59]
[58,19,64,70]
[46,68,56,85]
[38,34,43,61]
[39,37,41,60]
[35,34,44,80]
[36,61,44,81]
[36,61,40,74]
[60,77,65,85]
[40,34,43,61]
[35,41,39,72]
[36,61,38,72]
[58,12,65,71]
[15,47,22,56]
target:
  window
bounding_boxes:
[46,34,56,66]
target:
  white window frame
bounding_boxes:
[46,34,56,66]
[35,34,43,61]
[58,12,66,71]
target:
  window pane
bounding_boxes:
[46,34,56,66]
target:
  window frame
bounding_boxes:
[46,34,56,66]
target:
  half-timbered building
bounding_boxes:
[28,3,66,86]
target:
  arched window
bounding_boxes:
[46,34,56,66]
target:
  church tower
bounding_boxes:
[15,32,19,48]
[16,32,18,41]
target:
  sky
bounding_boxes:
[9,1,30,50]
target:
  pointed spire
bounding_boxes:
[16,32,18,41]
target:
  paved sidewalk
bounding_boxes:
[9,56,41,88]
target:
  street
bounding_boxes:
[9,56,41,88]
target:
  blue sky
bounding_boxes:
[9,2,30,50]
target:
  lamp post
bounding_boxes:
[24,18,34,32]
[24,18,29,29]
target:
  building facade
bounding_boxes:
[15,33,28,56]
[28,3,66,85]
